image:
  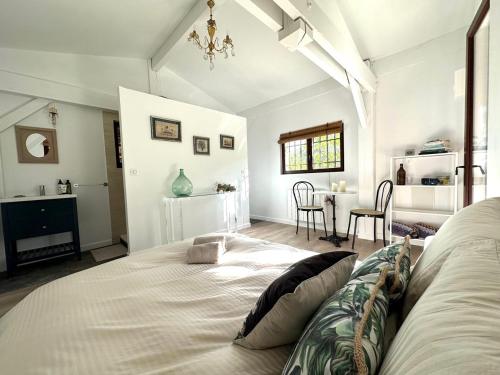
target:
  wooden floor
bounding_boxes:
[240,220,422,265]
[0,221,421,318]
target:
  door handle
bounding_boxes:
[455,165,485,175]
[472,165,485,175]
[73,182,109,187]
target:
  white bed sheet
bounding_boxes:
[0,234,317,375]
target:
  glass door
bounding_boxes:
[464,0,490,206]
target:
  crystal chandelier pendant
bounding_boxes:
[187,0,235,70]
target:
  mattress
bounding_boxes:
[0,234,317,375]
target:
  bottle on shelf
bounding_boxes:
[65,179,72,194]
[397,163,406,185]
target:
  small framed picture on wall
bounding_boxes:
[150,116,182,142]
[220,134,234,150]
[193,136,210,155]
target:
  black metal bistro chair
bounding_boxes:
[292,181,328,241]
[346,180,393,249]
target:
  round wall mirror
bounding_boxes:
[25,133,50,158]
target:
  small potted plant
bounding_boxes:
[215,183,237,193]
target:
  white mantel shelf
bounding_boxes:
[0,194,77,203]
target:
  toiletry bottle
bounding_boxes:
[57,179,66,194]
[397,164,406,185]
[65,180,72,194]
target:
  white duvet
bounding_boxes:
[0,234,317,375]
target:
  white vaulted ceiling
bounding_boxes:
[164,1,329,113]
[0,0,199,57]
[333,0,482,61]
[0,0,484,112]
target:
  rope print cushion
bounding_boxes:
[350,237,411,302]
[283,270,390,375]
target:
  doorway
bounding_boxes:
[102,111,128,247]
[463,0,490,206]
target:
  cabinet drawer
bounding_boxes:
[11,213,75,239]
[5,199,74,221]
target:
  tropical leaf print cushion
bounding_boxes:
[350,236,411,301]
[283,269,391,375]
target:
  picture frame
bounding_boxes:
[113,120,122,168]
[150,116,182,142]
[220,134,234,150]
[193,136,210,155]
[15,125,59,164]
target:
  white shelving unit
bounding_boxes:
[389,152,459,246]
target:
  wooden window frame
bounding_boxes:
[279,122,345,175]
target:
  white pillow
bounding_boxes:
[403,197,500,318]
[381,239,500,374]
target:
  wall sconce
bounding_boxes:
[48,103,58,126]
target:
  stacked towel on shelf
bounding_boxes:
[419,139,451,155]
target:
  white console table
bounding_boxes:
[163,192,239,243]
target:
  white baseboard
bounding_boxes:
[250,214,350,234]
[214,222,251,234]
[237,222,251,230]
[81,239,113,252]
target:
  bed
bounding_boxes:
[0,234,318,375]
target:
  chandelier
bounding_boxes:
[188,0,235,70]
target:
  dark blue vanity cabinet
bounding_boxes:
[1,196,81,276]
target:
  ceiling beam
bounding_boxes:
[298,42,348,88]
[235,0,283,32]
[347,73,368,128]
[272,0,376,92]
[0,98,50,133]
[278,15,349,88]
[0,70,117,110]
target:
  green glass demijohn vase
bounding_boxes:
[172,169,193,197]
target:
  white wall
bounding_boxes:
[245,28,468,240]
[245,81,360,235]
[118,87,249,252]
[0,92,112,270]
[487,0,500,198]
[373,28,466,203]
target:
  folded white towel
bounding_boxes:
[187,242,225,264]
[193,235,226,249]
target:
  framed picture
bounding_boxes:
[220,134,234,150]
[150,116,182,142]
[193,136,210,155]
[113,120,122,168]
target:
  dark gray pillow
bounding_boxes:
[234,251,357,349]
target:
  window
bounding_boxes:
[279,122,344,174]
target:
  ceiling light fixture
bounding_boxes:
[188,0,235,70]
